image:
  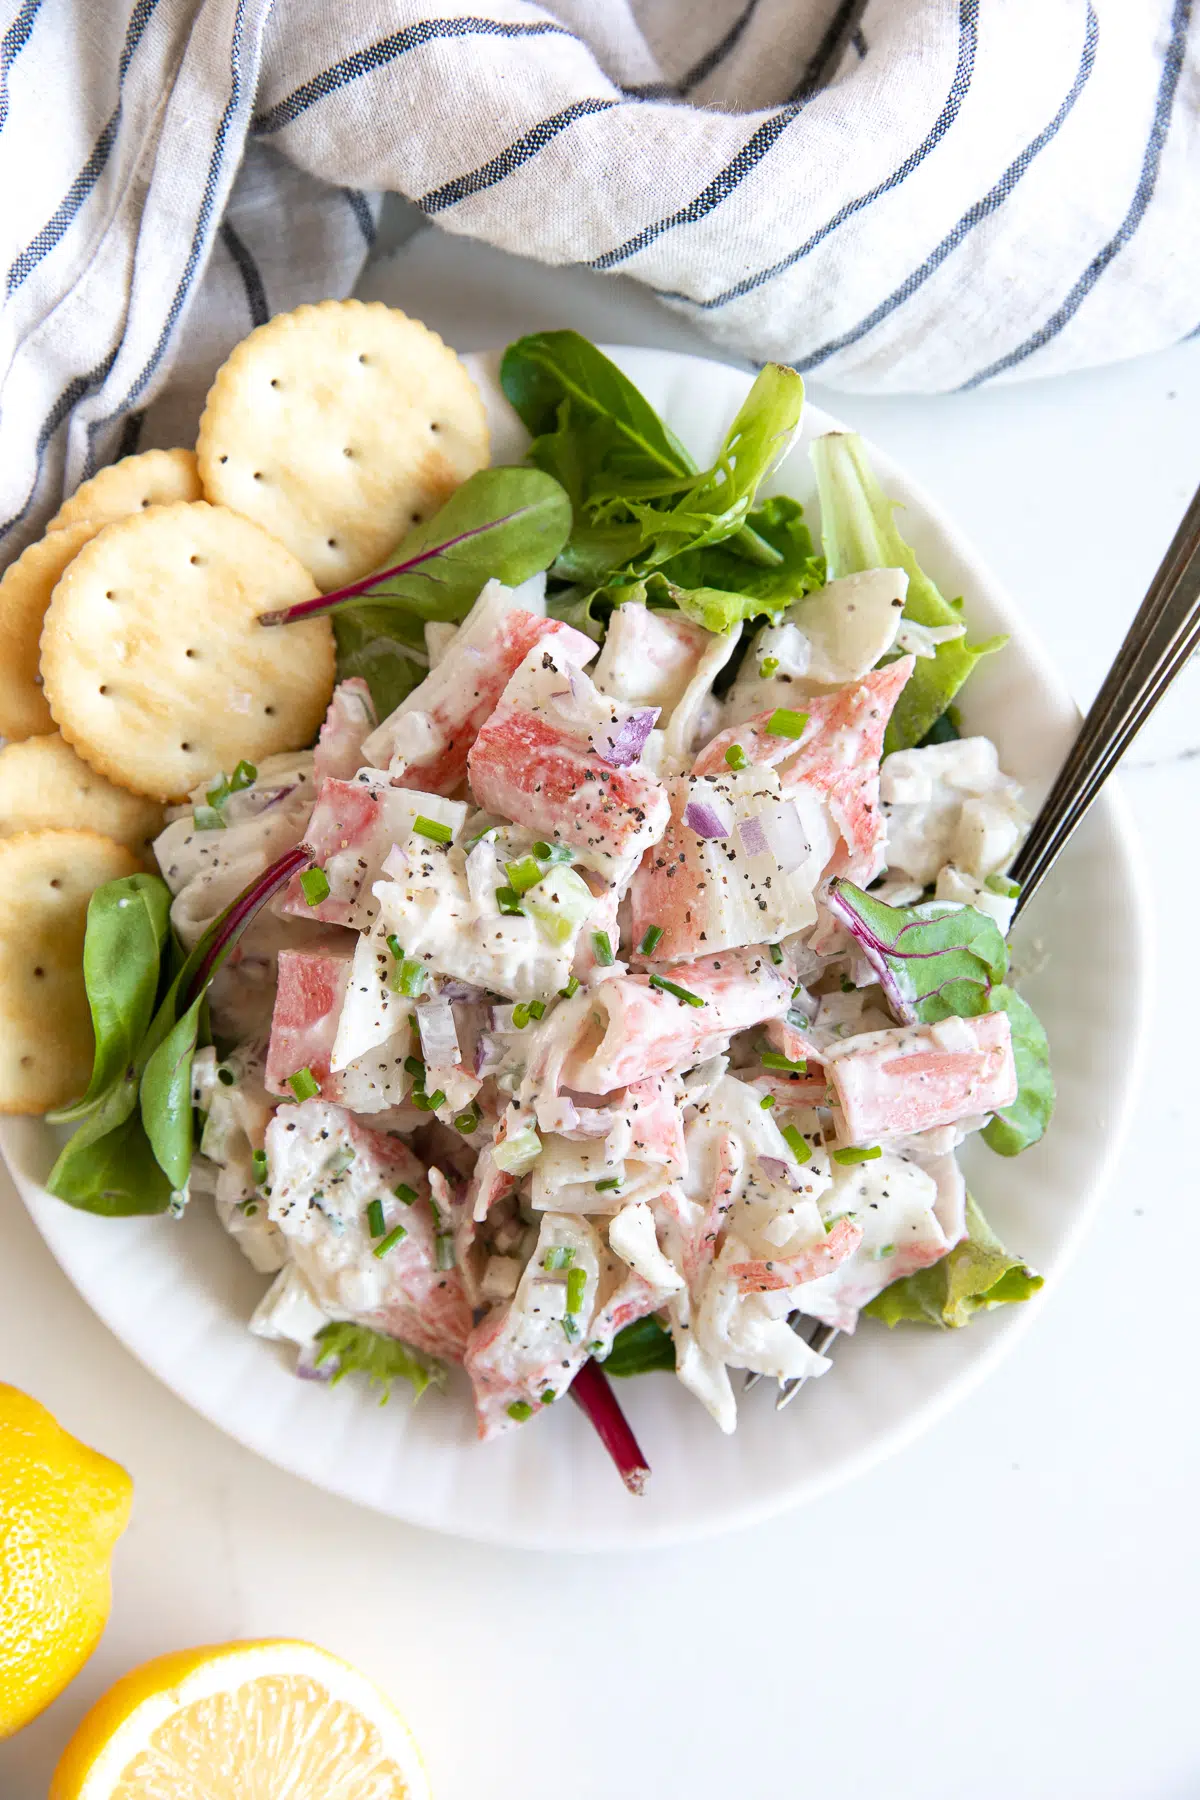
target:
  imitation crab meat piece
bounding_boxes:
[561,947,792,1093]
[265,943,411,1113]
[264,1100,471,1362]
[791,1149,952,1331]
[730,1216,863,1294]
[313,677,376,784]
[826,1011,1017,1143]
[724,568,909,721]
[693,658,914,887]
[279,775,465,931]
[467,637,670,874]
[592,603,712,712]
[362,578,595,795]
[531,1075,686,1213]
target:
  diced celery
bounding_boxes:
[523,866,595,947]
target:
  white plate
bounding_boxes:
[1,347,1150,1550]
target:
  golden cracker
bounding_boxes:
[0,521,98,739]
[39,500,333,802]
[0,829,139,1114]
[47,447,202,533]
[196,300,489,590]
[0,734,165,861]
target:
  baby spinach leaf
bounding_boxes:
[602,1314,676,1377]
[314,1321,442,1403]
[48,1087,173,1216]
[140,992,205,1192]
[810,431,1005,751]
[825,879,1008,1024]
[49,874,171,1125]
[864,1194,1042,1328]
[981,985,1055,1155]
[658,494,824,608]
[332,612,423,717]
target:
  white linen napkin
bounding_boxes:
[1,0,1195,561]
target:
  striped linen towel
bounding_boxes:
[1,0,1196,561]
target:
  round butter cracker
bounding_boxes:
[0,829,139,1114]
[46,447,202,534]
[196,300,489,589]
[0,521,98,739]
[0,733,165,860]
[39,501,333,802]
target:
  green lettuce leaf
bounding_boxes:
[657,493,824,610]
[314,1321,443,1402]
[602,1314,676,1377]
[981,985,1055,1155]
[332,612,423,717]
[810,432,1005,751]
[864,1194,1042,1328]
[48,1088,173,1216]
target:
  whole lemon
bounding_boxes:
[0,1384,132,1737]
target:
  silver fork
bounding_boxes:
[748,478,1200,1411]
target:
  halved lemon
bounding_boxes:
[50,1638,430,1800]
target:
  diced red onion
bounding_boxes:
[474,1032,505,1078]
[490,1003,520,1035]
[737,816,769,857]
[438,978,488,1003]
[761,800,811,875]
[417,997,460,1068]
[759,1154,803,1191]
[295,1343,335,1382]
[381,844,407,882]
[565,1105,616,1140]
[594,707,658,768]
[684,798,731,840]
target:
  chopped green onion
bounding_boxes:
[759,1093,775,1110]
[562,1316,580,1342]
[766,707,809,739]
[217,1066,235,1087]
[193,804,225,831]
[251,1148,268,1182]
[876,1243,896,1260]
[540,1389,556,1405]
[241,1200,258,1217]
[649,974,704,1007]
[543,1246,576,1272]
[231,760,257,790]
[724,743,748,771]
[832,1145,883,1165]
[504,857,542,895]
[396,957,427,998]
[403,1056,425,1079]
[558,976,580,999]
[759,656,780,677]
[511,1002,531,1030]
[373,1224,408,1258]
[435,1233,456,1271]
[507,1400,534,1422]
[454,1106,480,1135]
[424,1088,446,1110]
[528,998,546,1020]
[299,866,330,906]
[840,976,855,993]
[769,942,783,964]
[781,1124,811,1164]
[413,815,452,844]
[286,1067,320,1102]
[495,885,524,916]
[566,1267,587,1315]
[394,1182,417,1205]
[591,930,614,966]
[532,840,574,863]
[427,1194,441,1228]
[638,924,664,957]
[594,1176,621,1191]
[386,933,404,962]
[762,1051,808,1073]
[366,1198,386,1238]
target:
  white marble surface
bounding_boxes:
[3,232,1199,1799]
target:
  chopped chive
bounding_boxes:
[242,1200,258,1217]
[878,1243,895,1258]
[413,814,452,844]
[454,1106,480,1135]
[230,759,257,790]
[505,856,543,894]
[366,1198,386,1239]
[394,1182,417,1204]
[769,942,783,964]
[386,933,404,962]
[528,999,546,1020]
[193,804,225,831]
[594,1176,621,1191]
[766,707,809,739]
[403,1056,425,1079]
[540,1389,556,1405]
[373,1223,408,1258]
[832,1145,883,1165]
[495,885,524,916]
[397,957,427,998]
[558,976,580,999]
[566,1266,587,1314]
[591,930,614,966]
[562,1316,580,1342]
[532,840,573,863]
[507,1401,534,1422]
[781,1124,811,1164]
[251,1148,268,1181]
[724,743,748,771]
[638,924,664,957]
[840,976,855,993]
[435,1233,456,1270]
[427,1195,441,1228]
[762,1052,808,1073]
[759,655,780,678]
[759,1093,775,1110]
[287,1067,320,1102]
[511,1002,531,1030]
[217,1066,235,1087]
[424,1087,446,1110]
[299,866,330,906]
[544,1246,576,1272]
[649,974,704,1007]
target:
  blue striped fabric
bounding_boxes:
[1,0,1196,558]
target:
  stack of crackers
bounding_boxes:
[0,301,490,1115]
